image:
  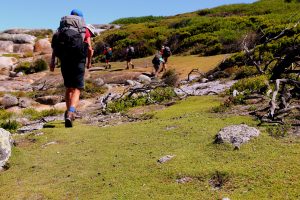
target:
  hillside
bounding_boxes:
[94,0,300,60]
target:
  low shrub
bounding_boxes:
[0,109,13,120]
[0,120,20,132]
[107,87,176,113]
[22,108,63,120]
[230,75,269,94]
[33,59,48,72]
[267,125,291,138]
[234,66,259,79]
[162,69,179,87]
[81,80,107,99]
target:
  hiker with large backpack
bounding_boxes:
[152,53,165,77]
[50,9,92,128]
[103,45,112,69]
[160,45,172,72]
[125,45,135,70]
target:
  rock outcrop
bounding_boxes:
[34,38,51,54]
[0,41,14,53]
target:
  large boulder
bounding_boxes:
[0,33,36,44]
[0,41,14,53]
[137,74,151,84]
[3,29,32,34]
[13,43,34,53]
[34,38,52,54]
[0,128,12,170]
[214,124,260,149]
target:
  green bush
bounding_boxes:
[234,66,259,79]
[14,62,32,74]
[107,87,176,113]
[14,59,48,74]
[0,109,13,120]
[33,59,48,72]
[0,120,20,132]
[267,125,291,138]
[162,69,179,87]
[230,75,269,94]
[22,108,63,120]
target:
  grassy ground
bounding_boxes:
[1,96,300,199]
[92,54,227,80]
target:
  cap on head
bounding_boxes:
[86,24,98,37]
[71,9,83,17]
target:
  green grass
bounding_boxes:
[1,96,300,199]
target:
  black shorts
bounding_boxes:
[61,61,85,89]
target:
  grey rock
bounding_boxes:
[0,57,17,74]
[0,128,12,170]
[215,124,260,149]
[1,94,18,108]
[17,123,44,134]
[0,33,36,44]
[0,41,14,53]
[36,95,63,105]
[16,72,23,77]
[200,78,209,83]
[137,74,151,84]
[3,29,32,34]
[9,71,16,77]
[175,80,236,96]
[0,75,9,81]
[176,177,193,184]
[93,78,105,87]
[125,80,141,86]
[157,155,175,164]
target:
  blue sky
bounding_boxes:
[0,0,257,31]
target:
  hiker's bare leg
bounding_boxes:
[70,88,81,108]
[65,88,73,110]
[126,61,129,69]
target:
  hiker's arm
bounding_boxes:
[50,52,56,72]
[86,37,93,69]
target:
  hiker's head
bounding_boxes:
[71,9,84,17]
[161,46,165,50]
[86,24,97,37]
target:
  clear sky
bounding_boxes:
[0,0,257,31]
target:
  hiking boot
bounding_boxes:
[132,64,134,69]
[65,111,75,128]
[108,64,111,69]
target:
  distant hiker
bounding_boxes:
[85,24,97,69]
[125,45,135,69]
[160,45,172,72]
[103,45,112,69]
[50,9,90,128]
[152,53,164,77]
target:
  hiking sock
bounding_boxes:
[69,106,76,113]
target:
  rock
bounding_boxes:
[6,106,22,114]
[34,38,51,54]
[0,33,36,44]
[3,29,32,34]
[174,80,236,96]
[103,84,112,90]
[157,155,175,164]
[93,78,105,87]
[137,74,151,84]
[222,198,231,200]
[0,94,18,108]
[15,117,30,126]
[0,128,12,170]
[214,124,260,149]
[200,78,209,83]
[9,71,16,77]
[188,74,201,81]
[0,41,14,53]
[0,57,17,75]
[54,102,66,111]
[125,80,141,86]
[17,123,44,134]
[176,177,193,184]
[13,43,34,53]
[232,89,239,97]
[0,75,9,81]
[16,72,23,77]
[19,97,32,108]
[36,95,63,105]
